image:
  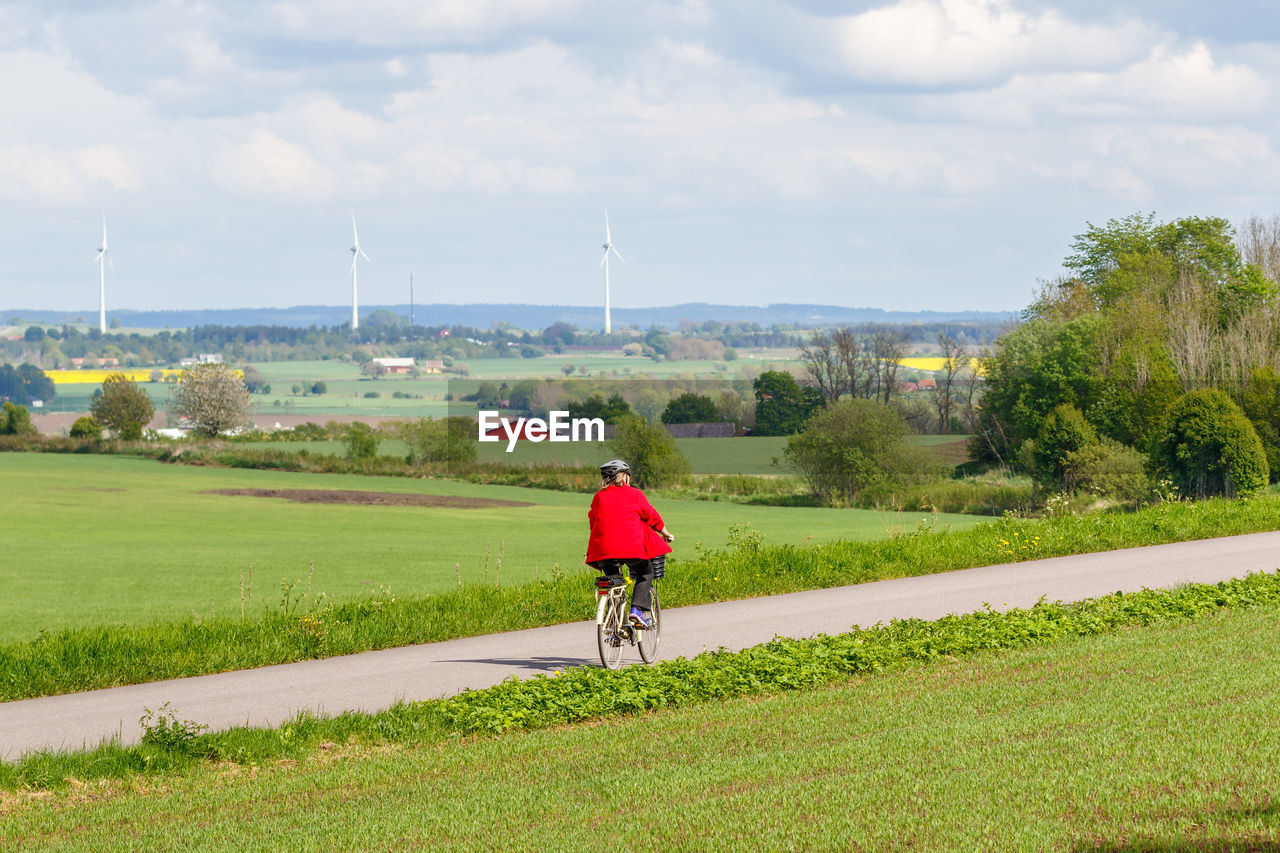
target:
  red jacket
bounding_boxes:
[585,483,672,564]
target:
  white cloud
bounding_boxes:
[913,40,1269,127]
[265,0,588,45]
[214,129,336,200]
[2,1,1280,313]
[819,0,1158,87]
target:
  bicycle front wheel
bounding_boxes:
[597,594,626,670]
[637,588,661,664]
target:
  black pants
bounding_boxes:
[591,558,655,612]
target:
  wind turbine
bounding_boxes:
[349,215,371,331]
[94,216,114,334]
[599,210,624,334]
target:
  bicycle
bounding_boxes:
[595,572,661,670]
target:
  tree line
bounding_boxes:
[975,212,1280,501]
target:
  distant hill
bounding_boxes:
[4,303,1014,331]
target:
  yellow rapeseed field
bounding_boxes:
[46,369,185,385]
[895,357,986,373]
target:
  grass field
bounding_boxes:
[3,596,1276,849]
[41,356,791,419]
[240,435,796,474]
[237,435,972,477]
[0,453,982,643]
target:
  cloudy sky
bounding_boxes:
[2,0,1278,320]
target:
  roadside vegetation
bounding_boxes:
[4,487,1280,702]
[2,573,1278,853]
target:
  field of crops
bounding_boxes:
[0,453,983,643]
[45,370,185,385]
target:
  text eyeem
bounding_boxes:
[478,410,606,453]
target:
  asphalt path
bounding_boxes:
[3,530,1279,761]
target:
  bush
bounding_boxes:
[608,415,691,488]
[861,474,1035,516]
[397,417,477,466]
[1032,403,1096,488]
[90,373,154,440]
[69,416,103,440]
[784,399,942,504]
[0,401,36,436]
[343,422,381,460]
[1062,438,1151,504]
[1151,388,1268,498]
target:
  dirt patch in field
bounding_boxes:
[205,489,533,509]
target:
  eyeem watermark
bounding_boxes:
[478,410,606,453]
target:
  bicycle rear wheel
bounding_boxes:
[597,593,626,670]
[637,588,661,664]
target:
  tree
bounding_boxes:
[0,401,35,435]
[398,417,477,466]
[570,393,632,424]
[607,415,690,488]
[343,422,381,460]
[16,364,54,403]
[970,316,1101,466]
[1241,367,1280,480]
[241,365,269,393]
[1151,388,1268,499]
[69,416,102,439]
[0,363,55,406]
[753,370,823,435]
[360,361,387,380]
[90,373,155,440]
[933,333,971,434]
[1032,403,1097,489]
[1063,212,1273,320]
[783,399,940,504]
[169,363,252,437]
[1237,214,1280,285]
[474,381,501,408]
[660,393,720,425]
[797,330,846,404]
[868,325,909,404]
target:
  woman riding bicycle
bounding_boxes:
[585,459,673,628]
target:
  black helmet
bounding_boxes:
[599,459,630,479]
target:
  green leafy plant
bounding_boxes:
[139,702,208,752]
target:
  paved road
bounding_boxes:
[3,530,1279,760]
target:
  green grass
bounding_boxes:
[5,479,1280,702]
[0,452,980,643]
[240,434,963,479]
[39,352,804,420]
[2,578,1278,850]
[254,434,795,475]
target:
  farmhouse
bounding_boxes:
[371,357,415,374]
[180,354,223,367]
